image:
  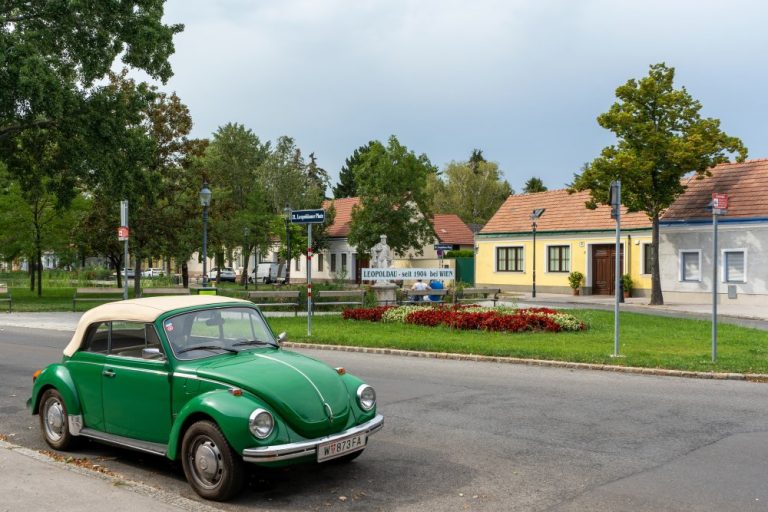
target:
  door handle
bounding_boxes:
[102,369,116,378]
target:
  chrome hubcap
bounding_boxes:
[191,438,222,487]
[43,398,65,442]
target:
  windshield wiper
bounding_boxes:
[231,339,274,347]
[177,345,238,355]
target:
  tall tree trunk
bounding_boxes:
[182,262,189,288]
[36,246,42,297]
[650,213,664,305]
[133,248,142,298]
[110,254,122,288]
[241,246,251,288]
[29,260,35,292]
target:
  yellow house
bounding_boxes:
[476,190,653,297]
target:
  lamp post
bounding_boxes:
[200,183,212,287]
[284,205,292,285]
[530,208,546,298]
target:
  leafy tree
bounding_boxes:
[468,148,486,173]
[429,160,513,226]
[523,177,547,193]
[570,63,747,305]
[333,142,375,198]
[348,136,437,256]
[0,1,182,142]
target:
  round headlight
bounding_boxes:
[248,409,274,439]
[356,384,376,411]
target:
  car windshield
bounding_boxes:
[163,307,276,360]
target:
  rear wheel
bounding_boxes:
[181,420,244,501]
[39,389,75,450]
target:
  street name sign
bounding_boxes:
[433,243,453,251]
[290,209,325,224]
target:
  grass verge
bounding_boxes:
[269,310,768,374]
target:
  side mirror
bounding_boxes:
[276,332,287,344]
[142,347,165,360]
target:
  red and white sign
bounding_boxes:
[712,193,728,209]
[118,226,130,241]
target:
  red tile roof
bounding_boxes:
[431,214,475,245]
[662,159,768,221]
[322,197,360,237]
[480,189,651,234]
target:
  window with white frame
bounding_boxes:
[318,253,324,272]
[341,253,348,273]
[295,257,300,271]
[330,253,337,272]
[547,245,570,272]
[723,249,746,283]
[680,250,701,281]
[496,246,524,272]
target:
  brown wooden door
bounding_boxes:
[592,244,623,295]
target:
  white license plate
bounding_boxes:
[317,433,367,462]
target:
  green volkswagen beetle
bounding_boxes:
[27,295,383,501]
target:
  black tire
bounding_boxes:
[330,448,365,464]
[38,388,75,450]
[181,420,244,501]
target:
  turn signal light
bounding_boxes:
[335,367,346,375]
[32,369,42,383]
[228,387,243,396]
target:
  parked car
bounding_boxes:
[27,296,383,501]
[210,267,237,282]
[112,268,135,278]
[141,267,165,278]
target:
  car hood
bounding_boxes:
[193,349,351,439]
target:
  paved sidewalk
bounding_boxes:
[0,441,216,512]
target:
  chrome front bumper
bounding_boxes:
[242,414,384,463]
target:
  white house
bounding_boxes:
[659,159,768,305]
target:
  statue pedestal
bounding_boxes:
[372,282,398,305]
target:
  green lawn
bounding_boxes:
[269,310,768,374]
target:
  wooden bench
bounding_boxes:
[73,288,123,311]
[313,290,365,311]
[455,287,502,306]
[401,288,449,304]
[247,290,300,316]
[142,287,191,296]
[0,285,12,313]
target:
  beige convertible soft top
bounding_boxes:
[63,295,251,357]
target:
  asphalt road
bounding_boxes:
[2,325,768,511]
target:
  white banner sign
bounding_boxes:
[361,268,455,281]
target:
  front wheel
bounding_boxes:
[39,389,75,450]
[181,420,244,501]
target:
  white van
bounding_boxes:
[253,263,286,284]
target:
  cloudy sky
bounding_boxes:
[156,0,768,194]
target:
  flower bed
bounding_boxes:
[341,304,587,333]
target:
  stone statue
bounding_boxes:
[370,235,392,268]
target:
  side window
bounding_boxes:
[85,322,110,354]
[109,321,147,354]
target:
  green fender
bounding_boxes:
[166,390,289,460]
[27,364,81,416]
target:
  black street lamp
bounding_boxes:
[284,205,292,285]
[530,208,546,298]
[200,183,212,287]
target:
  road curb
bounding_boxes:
[0,440,219,512]
[283,342,768,383]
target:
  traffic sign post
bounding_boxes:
[711,193,728,362]
[290,209,326,336]
[120,200,129,300]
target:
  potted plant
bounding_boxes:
[621,273,633,299]
[568,271,584,295]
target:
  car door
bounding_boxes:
[101,321,172,443]
[66,322,110,431]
